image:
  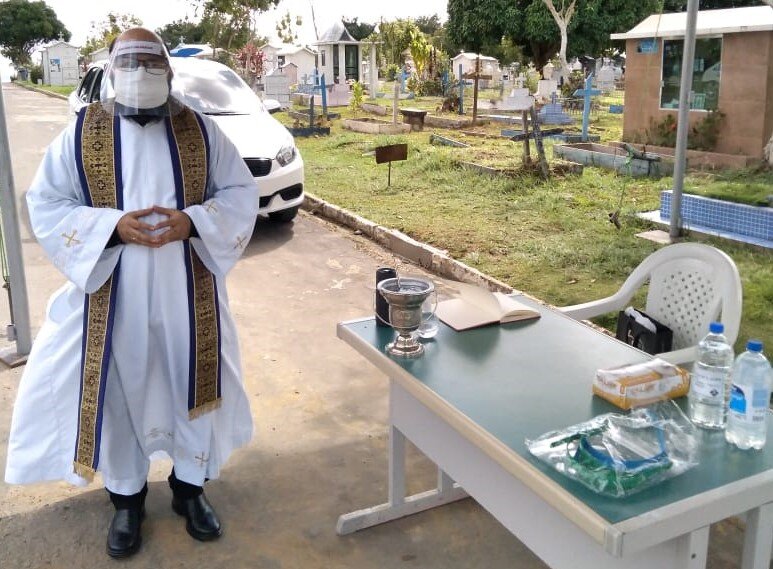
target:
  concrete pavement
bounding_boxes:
[0,84,748,569]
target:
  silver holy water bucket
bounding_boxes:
[376,277,435,358]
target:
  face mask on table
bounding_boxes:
[113,68,170,109]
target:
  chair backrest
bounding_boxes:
[621,243,742,350]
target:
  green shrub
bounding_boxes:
[349,81,364,115]
[643,111,725,151]
[385,63,400,81]
[560,70,585,98]
[30,64,43,84]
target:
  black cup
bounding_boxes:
[375,267,397,327]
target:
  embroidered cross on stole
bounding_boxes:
[72,102,221,481]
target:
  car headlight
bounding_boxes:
[276,143,296,167]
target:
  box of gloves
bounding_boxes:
[594,359,690,410]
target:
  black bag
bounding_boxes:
[615,307,673,355]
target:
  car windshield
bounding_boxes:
[171,64,265,115]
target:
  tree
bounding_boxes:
[446,0,517,54]
[409,29,431,78]
[342,17,376,41]
[0,0,70,66]
[276,11,302,44]
[447,0,661,70]
[191,0,280,51]
[82,12,142,57]
[374,18,422,67]
[415,14,442,35]
[156,19,208,49]
[541,1,575,79]
[235,41,266,86]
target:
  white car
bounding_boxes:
[69,58,304,222]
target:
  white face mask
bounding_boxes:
[113,68,169,109]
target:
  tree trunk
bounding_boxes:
[542,0,576,81]
[558,20,568,81]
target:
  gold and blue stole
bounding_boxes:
[72,102,221,481]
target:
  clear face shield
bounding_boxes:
[100,35,176,114]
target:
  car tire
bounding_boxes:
[267,206,299,223]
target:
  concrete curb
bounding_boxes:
[302,193,516,294]
[301,193,616,337]
[13,82,69,101]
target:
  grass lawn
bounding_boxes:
[15,81,73,97]
[280,98,772,353]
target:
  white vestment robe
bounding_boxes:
[4,110,259,494]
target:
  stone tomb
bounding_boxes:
[539,94,574,125]
[535,79,558,103]
[497,87,534,111]
[596,65,616,92]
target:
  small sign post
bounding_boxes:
[375,144,408,187]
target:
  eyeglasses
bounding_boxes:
[114,58,169,75]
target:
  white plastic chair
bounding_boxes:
[558,243,743,365]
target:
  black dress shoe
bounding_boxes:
[172,493,222,541]
[106,507,144,558]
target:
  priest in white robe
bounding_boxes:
[4,28,258,558]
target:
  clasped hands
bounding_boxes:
[116,206,193,248]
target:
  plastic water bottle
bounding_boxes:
[688,322,734,429]
[725,340,773,450]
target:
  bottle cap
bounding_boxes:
[747,339,763,352]
[709,322,724,334]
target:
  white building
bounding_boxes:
[89,46,110,63]
[312,21,363,85]
[276,45,317,84]
[451,52,501,87]
[259,43,283,76]
[42,41,80,85]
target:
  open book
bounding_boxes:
[435,283,541,331]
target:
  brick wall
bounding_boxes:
[622,32,773,159]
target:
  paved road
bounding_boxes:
[0,84,745,569]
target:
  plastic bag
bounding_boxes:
[526,401,698,498]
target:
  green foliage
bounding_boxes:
[407,77,443,97]
[686,167,773,206]
[375,19,422,67]
[193,0,280,51]
[643,111,726,152]
[276,11,302,44]
[82,12,142,57]
[645,114,678,147]
[689,110,725,152]
[349,81,364,115]
[342,17,376,41]
[415,15,442,36]
[156,19,208,49]
[446,0,518,54]
[29,64,42,83]
[560,69,585,97]
[385,63,400,81]
[0,0,70,66]
[409,29,431,78]
[447,0,661,70]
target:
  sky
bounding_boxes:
[2,0,449,80]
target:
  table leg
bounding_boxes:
[675,526,709,569]
[741,503,773,569]
[336,384,468,536]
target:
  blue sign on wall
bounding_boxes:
[637,38,658,54]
